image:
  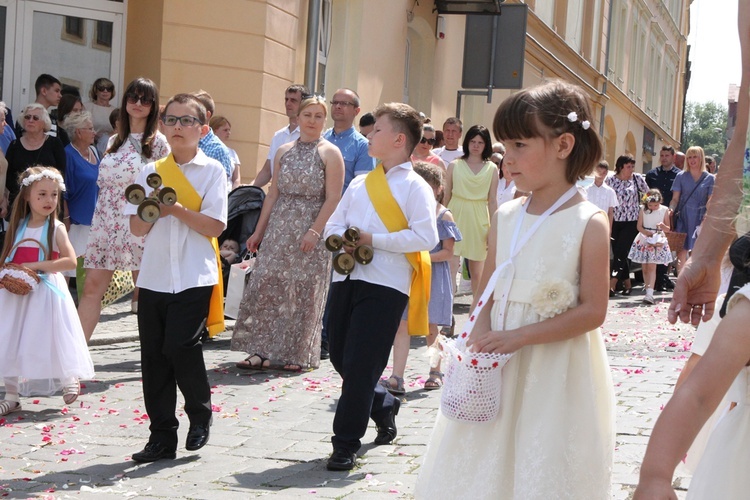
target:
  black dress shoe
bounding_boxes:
[664,279,675,290]
[186,419,211,451]
[131,442,176,463]
[327,448,357,471]
[374,398,400,445]
[654,284,665,292]
[320,347,330,360]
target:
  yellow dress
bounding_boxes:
[448,159,495,261]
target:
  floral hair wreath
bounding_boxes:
[641,193,661,204]
[567,111,591,131]
[20,170,66,192]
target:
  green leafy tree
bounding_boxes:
[682,101,728,164]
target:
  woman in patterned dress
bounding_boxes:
[605,154,649,296]
[231,97,344,371]
[77,78,169,342]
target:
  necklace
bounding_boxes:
[73,143,92,163]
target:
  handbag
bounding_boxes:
[101,270,135,308]
[224,255,254,319]
[440,185,578,423]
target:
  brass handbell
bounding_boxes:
[124,172,179,222]
[325,234,344,252]
[343,226,373,265]
[332,252,356,275]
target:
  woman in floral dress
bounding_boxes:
[78,78,169,341]
[231,97,344,371]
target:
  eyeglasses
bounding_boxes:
[23,114,41,121]
[419,137,436,145]
[330,100,356,107]
[161,115,203,127]
[97,85,114,92]
[126,94,154,106]
[79,126,95,131]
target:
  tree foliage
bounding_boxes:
[683,101,728,163]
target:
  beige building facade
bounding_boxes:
[1,0,689,180]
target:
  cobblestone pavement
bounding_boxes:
[0,288,696,499]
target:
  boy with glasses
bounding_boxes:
[126,93,228,462]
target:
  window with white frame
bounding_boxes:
[317,0,332,96]
[566,0,584,53]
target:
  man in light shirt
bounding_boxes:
[251,84,309,187]
[431,117,463,164]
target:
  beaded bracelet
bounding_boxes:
[307,228,321,240]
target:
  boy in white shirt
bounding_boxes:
[126,93,228,462]
[584,160,618,228]
[324,103,438,471]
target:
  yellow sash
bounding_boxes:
[365,163,431,336]
[155,154,225,338]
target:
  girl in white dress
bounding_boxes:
[416,80,615,499]
[628,188,672,304]
[0,167,95,416]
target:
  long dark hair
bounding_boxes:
[107,77,160,159]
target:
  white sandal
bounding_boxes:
[63,380,80,405]
[0,400,21,416]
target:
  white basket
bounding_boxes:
[439,337,512,423]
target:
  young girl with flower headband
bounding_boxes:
[416,80,615,498]
[628,188,672,304]
[0,166,94,416]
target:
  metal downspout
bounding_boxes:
[305,0,321,92]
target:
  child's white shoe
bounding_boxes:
[643,289,655,305]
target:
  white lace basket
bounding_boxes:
[439,337,512,423]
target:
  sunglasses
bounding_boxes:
[97,85,114,92]
[23,114,41,121]
[420,137,436,145]
[126,93,154,106]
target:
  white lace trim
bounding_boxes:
[0,267,38,290]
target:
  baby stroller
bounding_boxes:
[219,185,265,292]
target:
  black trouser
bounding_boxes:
[138,286,213,450]
[328,278,408,454]
[656,264,668,287]
[611,220,639,282]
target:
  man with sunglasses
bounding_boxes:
[252,84,309,188]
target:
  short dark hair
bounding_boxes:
[90,77,116,101]
[286,84,310,97]
[373,102,423,154]
[614,154,636,174]
[706,155,715,164]
[597,160,609,170]
[34,74,61,96]
[191,90,215,117]
[661,145,675,155]
[443,117,463,132]
[57,94,83,124]
[359,112,375,128]
[493,79,603,183]
[109,107,120,129]
[461,125,493,161]
[165,93,208,125]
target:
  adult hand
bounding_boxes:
[300,231,318,253]
[246,232,263,254]
[668,256,721,325]
[466,328,524,355]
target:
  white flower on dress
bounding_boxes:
[531,278,576,319]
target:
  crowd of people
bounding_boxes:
[0,8,748,490]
